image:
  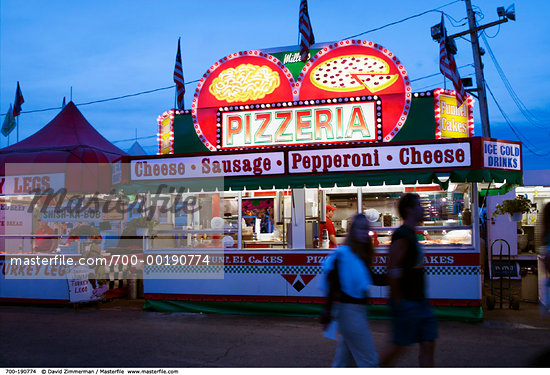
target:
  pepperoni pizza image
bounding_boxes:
[310,55,399,93]
[297,41,411,141]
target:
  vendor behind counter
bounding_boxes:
[320,205,338,248]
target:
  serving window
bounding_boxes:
[361,183,474,248]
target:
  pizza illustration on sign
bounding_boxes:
[209,64,281,102]
[297,40,411,142]
[192,40,412,150]
[192,51,295,151]
[354,73,399,93]
[310,55,399,93]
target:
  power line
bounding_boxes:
[413,73,475,92]
[486,83,550,157]
[1,80,199,117]
[6,63,473,118]
[344,0,462,39]
[111,135,157,144]
[481,33,548,129]
[481,23,501,38]
[410,64,473,83]
[0,1,464,118]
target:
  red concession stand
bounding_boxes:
[114,40,522,320]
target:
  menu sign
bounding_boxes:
[130,141,473,181]
[288,143,471,174]
[131,151,285,180]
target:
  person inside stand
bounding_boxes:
[320,213,379,367]
[320,205,338,248]
[243,209,254,227]
[258,211,269,233]
[380,193,438,367]
[34,221,57,253]
[415,221,431,242]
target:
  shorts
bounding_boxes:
[391,299,438,346]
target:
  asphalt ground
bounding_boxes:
[1,297,550,368]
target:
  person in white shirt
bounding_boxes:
[321,213,378,367]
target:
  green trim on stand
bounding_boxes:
[223,170,442,191]
[143,299,483,322]
[116,168,522,194]
[115,170,442,194]
[450,169,522,185]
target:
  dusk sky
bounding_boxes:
[1,0,549,169]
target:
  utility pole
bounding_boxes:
[464,0,491,138]
[444,1,515,138]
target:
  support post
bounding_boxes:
[465,0,491,138]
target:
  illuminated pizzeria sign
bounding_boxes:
[192,40,411,151]
[218,96,382,149]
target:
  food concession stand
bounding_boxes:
[0,103,128,303]
[113,40,523,320]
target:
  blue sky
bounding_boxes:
[1,0,549,169]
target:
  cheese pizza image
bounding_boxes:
[209,64,280,103]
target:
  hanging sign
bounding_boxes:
[0,173,65,195]
[41,206,103,223]
[192,40,411,151]
[130,140,472,181]
[131,151,285,180]
[288,142,471,174]
[435,89,474,139]
[158,110,175,155]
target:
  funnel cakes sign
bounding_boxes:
[192,40,411,151]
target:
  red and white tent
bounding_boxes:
[0,102,127,193]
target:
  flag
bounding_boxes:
[299,0,315,62]
[439,15,466,107]
[13,81,24,117]
[173,38,185,110]
[2,104,16,137]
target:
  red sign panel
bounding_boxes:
[192,40,411,151]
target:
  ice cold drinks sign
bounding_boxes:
[483,140,521,170]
